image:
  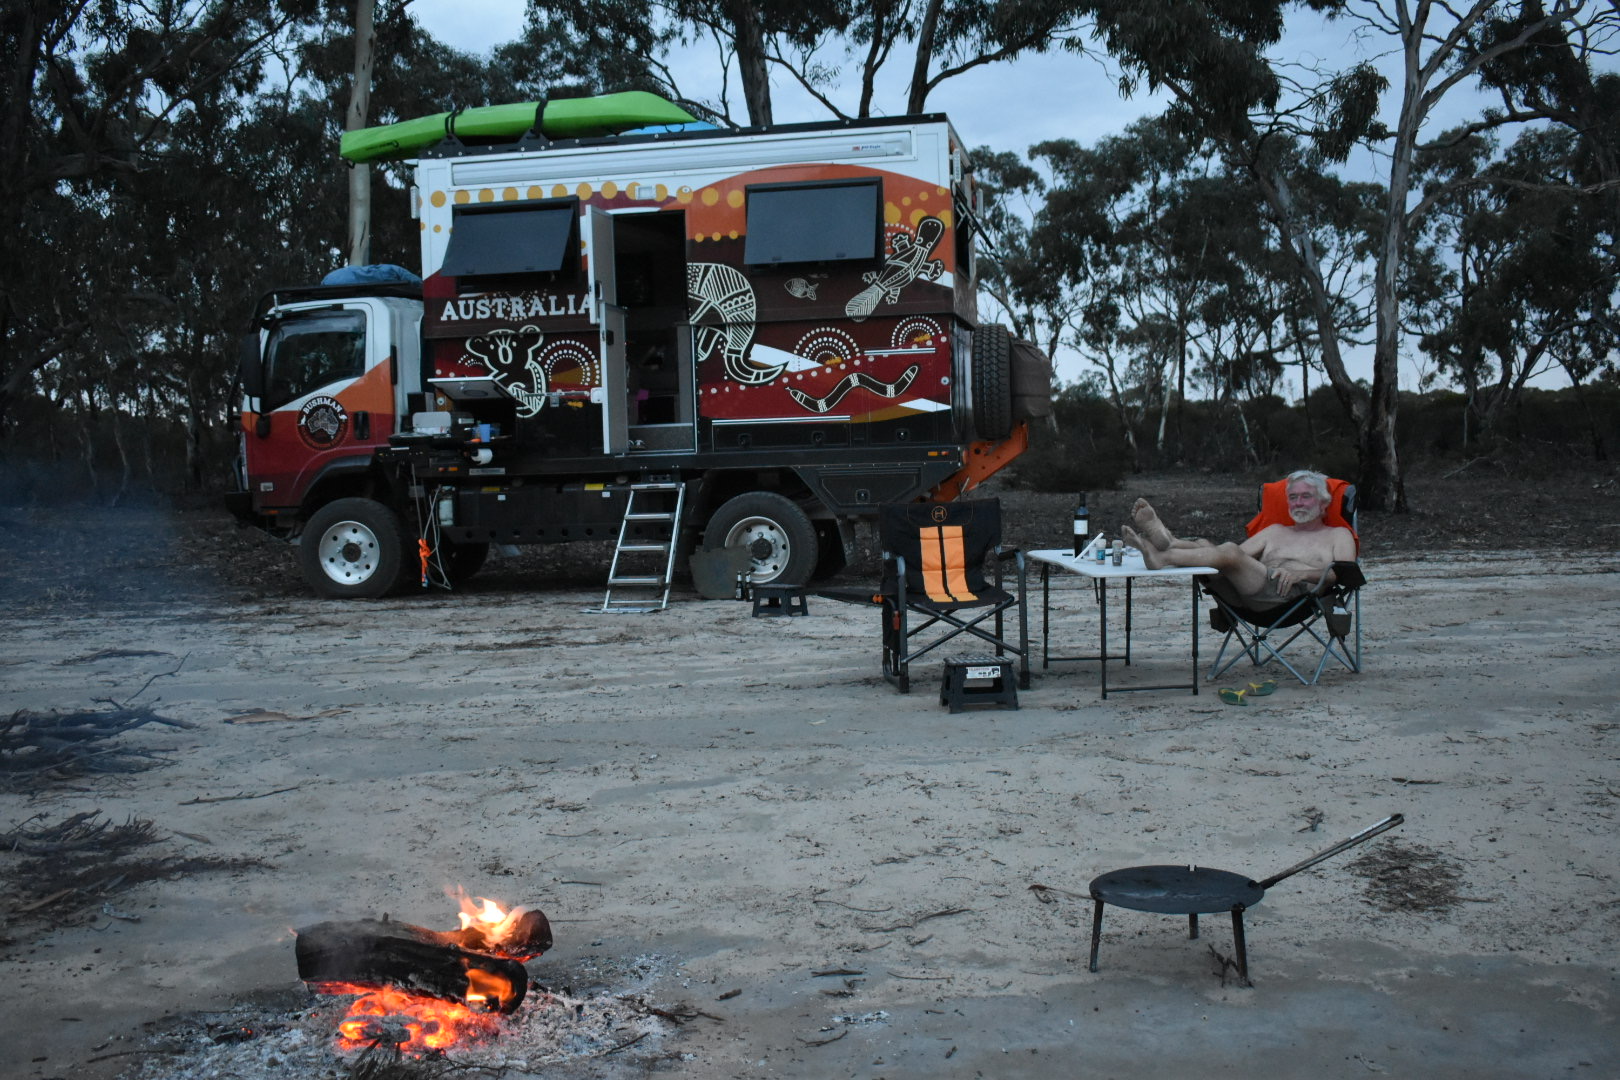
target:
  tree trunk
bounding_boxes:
[109,396,130,507]
[907,0,946,114]
[1253,168,1368,431]
[345,0,376,267]
[728,0,772,126]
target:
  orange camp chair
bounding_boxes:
[820,499,1029,693]
[1204,478,1365,686]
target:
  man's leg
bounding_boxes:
[1130,499,1207,550]
[1121,527,1272,600]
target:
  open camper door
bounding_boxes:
[587,207,629,455]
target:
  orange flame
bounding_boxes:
[454,889,531,951]
[323,983,501,1054]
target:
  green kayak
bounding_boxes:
[341,92,698,164]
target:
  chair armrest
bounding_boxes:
[1309,560,1364,595]
[1330,560,1365,591]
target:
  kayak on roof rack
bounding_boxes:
[340,92,701,163]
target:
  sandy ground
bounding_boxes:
[2,548,1618,1079]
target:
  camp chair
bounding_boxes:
[820,499,1030,694]
[1204,478,1365,686]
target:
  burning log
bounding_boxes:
[295,918,535,1014]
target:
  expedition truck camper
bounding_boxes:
[229,94,1053,602]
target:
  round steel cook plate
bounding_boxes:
[1089,865,1266,914]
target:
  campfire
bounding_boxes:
[294,892,553,1056]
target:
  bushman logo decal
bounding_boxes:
[297,395,348,449]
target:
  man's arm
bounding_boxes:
[1332,528,1357,563]
[1300,529,1359,593]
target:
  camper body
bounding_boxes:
[230,112,1046,598]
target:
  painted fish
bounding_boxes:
[784,278,819,300]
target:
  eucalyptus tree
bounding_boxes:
[1412,125,1618,451]
[1021,120,1272,455]
[1079,0,1619,511]
[0,0,317,441]
[533,0,1090,125]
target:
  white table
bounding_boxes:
[1026,548,1217,698]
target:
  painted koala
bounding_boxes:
[467,325,547,417]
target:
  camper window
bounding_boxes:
[743,179,881,266]
[441,198,579,280]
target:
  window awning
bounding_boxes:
[441,199,578,277]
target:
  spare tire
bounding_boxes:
[972,323,1015,441]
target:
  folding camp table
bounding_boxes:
[1026,549,1216,698]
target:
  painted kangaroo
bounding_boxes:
[687,262,785,385]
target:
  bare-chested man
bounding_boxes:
[1121,470,1357,610]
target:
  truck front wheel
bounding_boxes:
[705,492,817,586]
[300,497,407,599]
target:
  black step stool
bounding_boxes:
[752,584,809,617]
[940,655,1019,713]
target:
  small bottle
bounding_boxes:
[1072,493,1089,557]
[1111,539,1124,566]
[1094,534,1108,563]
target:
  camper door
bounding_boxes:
[587,207,629,455]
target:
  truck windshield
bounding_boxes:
[264,310,367,410]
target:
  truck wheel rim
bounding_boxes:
[316,520,380,585]
[725,516,789,581]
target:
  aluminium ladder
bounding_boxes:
[600,481,686,612]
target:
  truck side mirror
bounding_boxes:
[238,333,265,399]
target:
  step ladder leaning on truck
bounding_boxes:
[599,482,687,612]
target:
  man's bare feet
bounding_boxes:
[1131,498,1175,551]
[1121,525,1165,569]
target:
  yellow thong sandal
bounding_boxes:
[1218,688,1248,706]
[1246,680,1278,697]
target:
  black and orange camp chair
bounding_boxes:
[1204,478,1365,686]
[821,499,1029,693]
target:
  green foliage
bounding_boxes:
[1000,384,1134,492]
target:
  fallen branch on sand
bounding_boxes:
[1,810,268,930]
[1,704,195,790]
[180,785,303,805]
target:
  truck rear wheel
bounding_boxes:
[705,492,817,586]
[300,497,407,599]
[973,323,1015,441]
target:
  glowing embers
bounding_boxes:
[324,981,504,1054]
